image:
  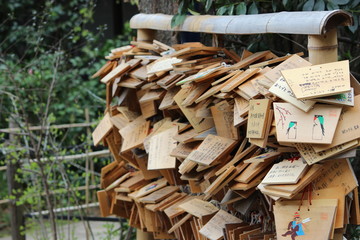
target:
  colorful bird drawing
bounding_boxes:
[335,93,347,101]
[286,121,297,135]
[314,115,325,136]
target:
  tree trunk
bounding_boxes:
[7,118,25,240]
[138,0,179,45]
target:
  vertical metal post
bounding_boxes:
[7,117,25,240]
[308,28,338,64]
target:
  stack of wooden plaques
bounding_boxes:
[92,40,360,240]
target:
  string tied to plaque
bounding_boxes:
[221,62,232,68]
[298,184,313,211]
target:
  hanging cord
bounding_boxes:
[307,184,312,210]
[298,187,307,211]
[221,62,232,68]
[298,184,312,211]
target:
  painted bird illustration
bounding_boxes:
[286,121,297,135]
[314,115,325,136]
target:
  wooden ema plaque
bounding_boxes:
[91,40,359,240]
[199,209,242,240]
[281,60,350,99]
[148,127,178,170]
[273,102,342,144]
[174,88,215,133]
[119,116,150,152]
[246,99,271,139]
[187,134,237,166]
[269,77,316,112]
[92,112,113,146]
[274,199,337,240]
[261,159,308,185]
[312,95,360,152]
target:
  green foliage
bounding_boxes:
[0,1,133,128]
[171,14,188,27]
[236,2,247,14]
[100,223,120,240]
[217,5,229,15]
[302,0,315,10]
[346,225,360,239]
[0,171,6,200]
[0,0,135,238]
[314,0,326,11]
[100,222,135,240]
[248,1,259,14]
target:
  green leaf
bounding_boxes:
[228,4,235,15]
[296,1,305,10]
[349,0,360,8]
[81,29,89,37]
[205,0,213,12]
[178,0,185,14]
[73,26,81,32]
[188,8,200,15]
[271,0,288,12]
[326,1,339,9]
[283,0,294,10]
[314,0,325,10]
[236,2,247,15]
[332,0,350,4]
[248,42,260,52]
[284,1,297,11]
[248,2,259,14]
[217,6,228,15]
[348,15,358,33]
[189,0,196,11]
[171,14,187,28]
[302,0,315,10]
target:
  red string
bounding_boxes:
[288,156,301,163]
[298,184,313,211]
[298,187,307,211]
[308,184,312,206]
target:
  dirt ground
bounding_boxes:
[0,220,123,240]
